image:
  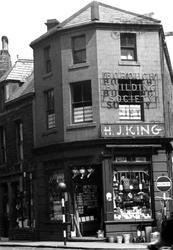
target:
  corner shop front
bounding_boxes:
[65,123,172,242]
[35,123,172,242]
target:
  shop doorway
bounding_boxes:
[72,165,103,237]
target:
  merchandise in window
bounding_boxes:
[118,79,143,120]
[112,156,152,221]
[120,33,137,61]
[72,35,86,64]
[71,80,93,123]
[15,174,35,228]
[48,170,64,221]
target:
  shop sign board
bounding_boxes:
[101,123,165,137]
[156,176,172,192]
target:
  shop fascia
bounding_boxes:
[101,123,165,137]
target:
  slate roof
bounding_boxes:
[8,72,34,102]
[0,59,34,102]
[30,1,161,47]
[61,1,160,28]
[0,59,33,83]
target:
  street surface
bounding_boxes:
[0,241,149,250]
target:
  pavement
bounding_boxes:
[0,240,149,249]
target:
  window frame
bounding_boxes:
[118,79,144,121]
[72,35,86,64]
[15,120,24,162]
[71,80,93,124]
[45,88,56,129]
[44,46,52,74]
[112,154,153,222]
[120,33,137,61]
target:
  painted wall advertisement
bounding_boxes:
[100,71,159,109]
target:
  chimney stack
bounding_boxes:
[45,19,59,31]
[2,36,8,51]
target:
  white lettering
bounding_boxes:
[151,125,163,135]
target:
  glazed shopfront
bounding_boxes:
[60,130,172,242]
[99,125,171,241]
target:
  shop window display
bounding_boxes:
[113,156,152,221]
[48,171,64,221]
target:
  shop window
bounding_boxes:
[44,46,52,73]
[48,170,64,221]
[71,80,93,123]
[72,35,86,64]
[15,120,23,161]
[0,126,6,164]
[112,155,152,221]
[15,173,35,228]
[72,166,101,236]
[45,89,56,129]
[118,79,143,120]
[120,33,137,61]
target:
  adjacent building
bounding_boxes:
[0,59,35,240]
[30,1,173,241]
[0,36,11,78]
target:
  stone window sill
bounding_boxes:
[42,128,57,136]
[68,62,90,70]
[66,122,96,130]
[118,60,140,66]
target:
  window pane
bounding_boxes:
[119,105,141,120]
[73,36,85,50]
[71,81,92,123]
[73,50,86,64]
[83,82,91,101]
[44,46,51,73]
[45,89,55,129]
[121,49,135,60]
[113,159,152,221]
[121,33,136,47]
[72,35,86,64]
[120,33,136,61]
[46,89,54,114]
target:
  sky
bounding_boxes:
[0,0,173,65]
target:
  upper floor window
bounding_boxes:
[0,126,6,164]
[118,79,143,120]
[45,89,55,129]
[120,33,137,61]
[72,35,86,64]
[15,121,23,161]
[71,80,93,123]
[44,46,52,73]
